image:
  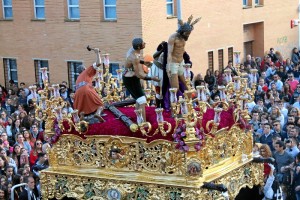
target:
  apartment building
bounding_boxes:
[0,0,298,90]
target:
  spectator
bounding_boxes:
[214,70,223,86]
[285,58,294,72]
[32,153,49,178]
[30,124,44,143]
[259,123,273,149]
[259,144,273,178]
[273,140,294,199]
[292,47,300,65]
[17,89,28,108]
[263,163,275,200]
[268,48,279,63]
[277,65,287,82]
[15,133,31,154]
[286,73,299,94]
[273,120,287,141]
[19,176,39,200]
[23,128,35,149]
[204,69,216,91]
[285,137,299,158]
[269,74,283,91]
[29,140,43,167]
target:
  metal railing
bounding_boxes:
[11,183,28,200]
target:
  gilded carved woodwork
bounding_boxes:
[41,161,263,200]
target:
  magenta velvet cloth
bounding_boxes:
[60,107,239,143]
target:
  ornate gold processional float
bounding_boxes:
[36,55,264,199]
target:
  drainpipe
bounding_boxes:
[177,0,182,22]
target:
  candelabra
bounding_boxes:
[170,88,200,150]
[226,72,255,124]
[33,68,89,138]
[134,109,152,137]
[102,74,122,103]
[153,108,171,136]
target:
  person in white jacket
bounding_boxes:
[263,163,283,200]
[263,163,275,200]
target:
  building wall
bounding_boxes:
[0,0,299,86]
[0,0,143,86]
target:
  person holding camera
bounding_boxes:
[285,137,299,158]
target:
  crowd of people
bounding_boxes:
[192,47,300,200]
[0,80,54,199]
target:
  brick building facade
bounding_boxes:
[0,0,298,90]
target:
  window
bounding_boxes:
[3,58,18,88]
[103,0,116,20]
[34,60,49,87]
[208,51,214,72]
[2,0,13,19]
[68,61,82,91]
[109,63,120,77]
[218,49,224,72]
[243,0,252,7]
[228,47,233,64]
[67,0,80,19]
[166,0,174,16]
[255,0,263,6]
[34,0,45,19]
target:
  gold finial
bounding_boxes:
[130,124,139,132]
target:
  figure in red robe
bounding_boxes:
[74,48,104,122]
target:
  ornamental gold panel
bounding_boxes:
[41,162,263,200]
